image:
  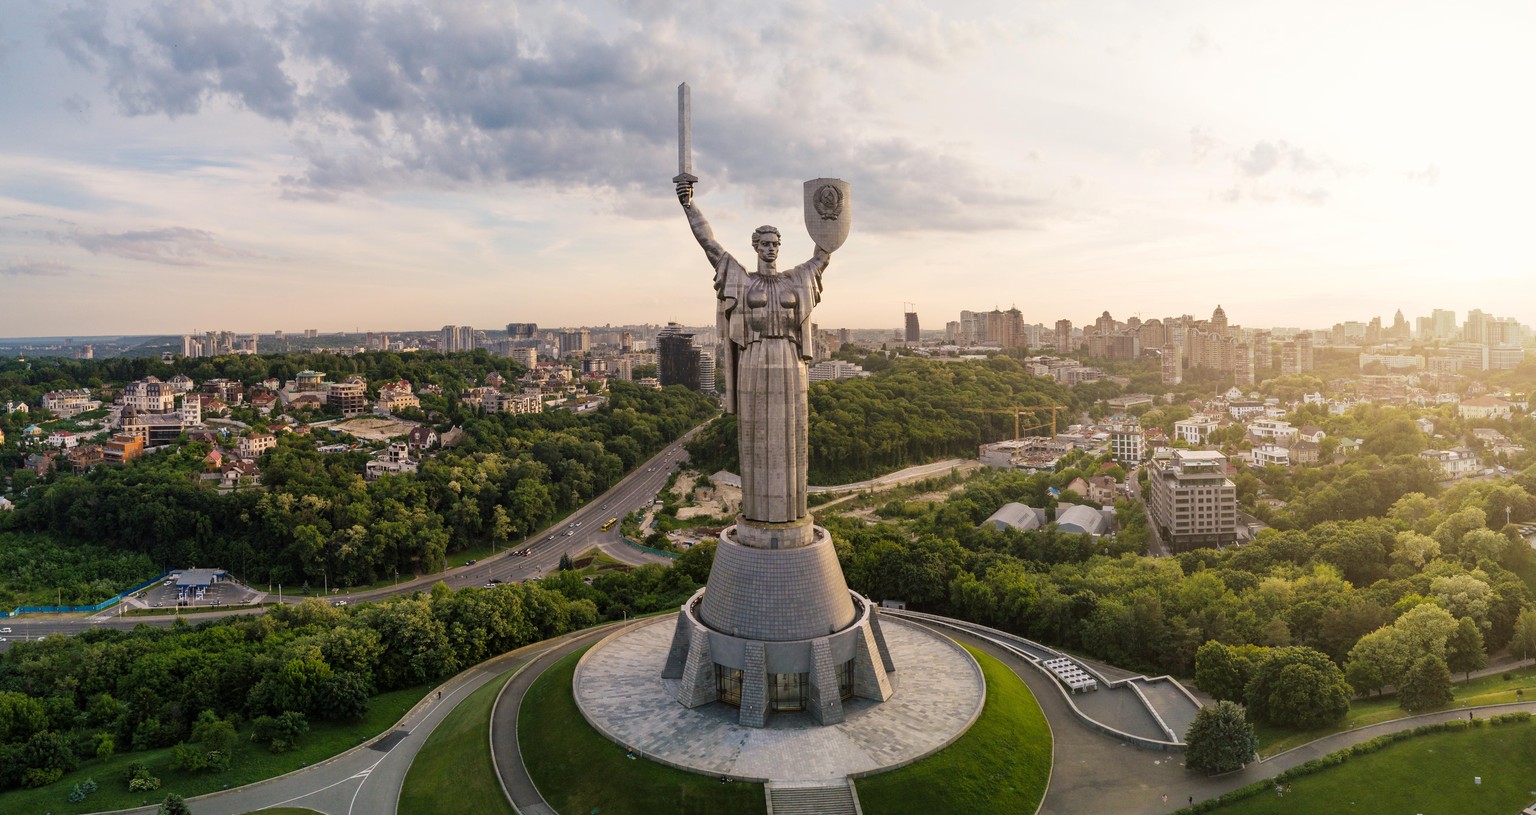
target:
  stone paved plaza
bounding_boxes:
[573,615,984,781]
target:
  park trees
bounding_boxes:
[1183,701,1258,774]
[1193,641,1268,703]
[1446,616,1487,682]
[1244,646,1351,729]
[1397,654,1454,712]
[1513,608,1536,661]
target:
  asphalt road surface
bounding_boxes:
[102,624,617,815]
[0,426,704,652]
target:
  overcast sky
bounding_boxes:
[3,0,1534,337]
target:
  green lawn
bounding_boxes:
[1256,664,1536,756]
[519,647,765,815]
[857,644,1051,814]
[0,684,429,815]
[1207,723,1536,813]
[398,669,517,815]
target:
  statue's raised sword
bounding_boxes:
[673,82,696,187]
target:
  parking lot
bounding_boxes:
[141,572,262,610]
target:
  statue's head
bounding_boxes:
[751,225,780,265]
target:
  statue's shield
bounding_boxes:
[804,178,851,252]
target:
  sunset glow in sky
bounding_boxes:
[3,1,1535,336]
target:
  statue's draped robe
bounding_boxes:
[715,252,827,523]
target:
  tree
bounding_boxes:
[1513,608,1536,662]
[1390,531,1439,570]
[1398,653,1453,712]
[558,552,575,571]
[1194,641,1267,703]
[1244,646,1351,729]
[158,792,193,815]
[1184,700,1259,774]
[1446,616,1486,682]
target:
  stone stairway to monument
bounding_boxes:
[764,778,863,815]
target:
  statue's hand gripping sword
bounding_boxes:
[673,82,696,207]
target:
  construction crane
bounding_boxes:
[967,405,1071,442]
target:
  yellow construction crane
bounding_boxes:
[967,405,1071,442]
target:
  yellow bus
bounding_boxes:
[601,518,618,531]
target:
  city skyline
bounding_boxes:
[4,1,1536,336]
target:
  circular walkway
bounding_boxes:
[572,615,984,781]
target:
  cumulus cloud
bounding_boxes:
[1234,139,1345,178]
[48,0,1036,233]
[1221,138,1355,205]
[0,258,76,277]
[51,2,296,119]
[59,226,255,265]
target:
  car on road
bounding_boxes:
[0,637,7,642]
[565,530,574,536]
[0,627,10,634]
[333,600,349,607]
[466,559,477,565]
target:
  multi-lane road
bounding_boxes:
[0,426,704,650]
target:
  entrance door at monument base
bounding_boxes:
[770,672,809,712]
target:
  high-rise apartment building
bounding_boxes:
[656,323,701,390]
[559,329,591,357]
[1054,319,1073,352]
[1146,449,1238,552]
[697,348,717,393]
[1160,343,1182,385]
[1279,335,1314,376]
[506,322,539,339]
[441,325,476,353]
[1109,423,1145,464]
[904,311,920,344]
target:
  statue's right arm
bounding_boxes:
[677,181,727,268]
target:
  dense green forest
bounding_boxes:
[686,356,1079,484]
[0,555,711,794]
[0,350,524,407]
[823,462,1536,732]
[0,382,715,588]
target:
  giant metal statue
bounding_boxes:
[662,83,891,728]
[674,95,849,530]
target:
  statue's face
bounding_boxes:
[753,233,780,264]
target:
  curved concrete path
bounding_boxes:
[939,626,1536,815]
[92,625,618,815]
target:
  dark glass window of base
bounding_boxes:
[717,666,743,707]
[838,659,854,701]
[771,672,808,712]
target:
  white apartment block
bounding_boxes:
[238,433,277,459]
[365,442,419,480]
[1419,447,1480,479]
[1458,396,1513,420]
[1108,423,1145,463]
[807,360,870,382]
[123,378,178,412]
[42,389,100,418]
[1249,444,1291,467]
[1145,449,1238,551]
[1247,419,1297,443]
[1174,416,1220,445]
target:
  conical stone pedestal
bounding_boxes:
[662,517,894,727]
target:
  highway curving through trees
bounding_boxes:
[0,427,703,651]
